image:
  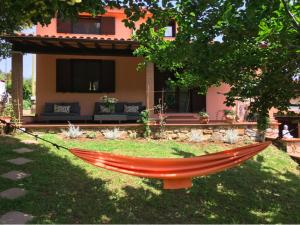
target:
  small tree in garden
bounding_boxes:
[138,109,151,138]
[154,98,167,138]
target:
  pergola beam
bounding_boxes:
[12,42,135,57]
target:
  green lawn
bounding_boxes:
[0,133,299,223]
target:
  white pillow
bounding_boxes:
[124,105,139,113]
[54,104,71,113]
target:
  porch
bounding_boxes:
[1,34,155,123]
[1,34,266,125]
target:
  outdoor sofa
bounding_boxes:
[94,102,145,123]
[37,102,92,122]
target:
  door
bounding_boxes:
[154,68,206,113]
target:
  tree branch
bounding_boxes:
[281,0,300,32]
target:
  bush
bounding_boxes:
[224,130,239,144]
[62,122,82,139]
[23,99,31,110]
[102,128,122,140]
[86,131,97,139]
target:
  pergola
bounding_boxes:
[1,34,154,122]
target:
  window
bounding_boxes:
[56,59,115,93]
[57,17,115,35]
[73,18,101,34]
[164,21,176,37]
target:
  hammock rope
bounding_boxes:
[1,119,272,189]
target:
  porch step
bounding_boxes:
[153,113,200,124]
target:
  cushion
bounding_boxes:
[99,105,115,113]
[44,103,53,113]
[54,104,71,113]
[115,103,124,113]
[124,105,139,113]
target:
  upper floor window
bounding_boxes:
[57,16,115,35]
[164,21,176,37]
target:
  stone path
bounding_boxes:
[0,211,34,224]
[0,144,35,224]
[13,148,34,154]
[0,188,27,200]
[7,157,33,165]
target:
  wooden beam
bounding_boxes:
[12,42,135,57]
[59,41,74,48]
[77,42,88,49]
[11,52,23,123]
[94,42,102,49]
[41,41,56,47]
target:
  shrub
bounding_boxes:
[224,109,236,116]
[128,131,138,139]
[86,131,97,139]
[23,99,31,110]
[103,128,122,140]
[224,129,239,144]
[198,111,209,118]
[138,110,151,138]
[62,122,82,139]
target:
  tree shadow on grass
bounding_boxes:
[0,135,116,224]
[1,135,300,223]
[120,150,300,223]
[171,147,196,158]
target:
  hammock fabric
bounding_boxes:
[69,141,271,189]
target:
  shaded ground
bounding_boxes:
[0,133,299,223]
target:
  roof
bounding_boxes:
[1,34,139,57]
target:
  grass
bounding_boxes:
[0,133,299,223]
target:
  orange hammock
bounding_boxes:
[69,141,271,189]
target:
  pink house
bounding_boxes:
[2,8,261,124]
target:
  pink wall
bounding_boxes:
[36,9,135,39]
[36,55,146,116]
[206,84,232,120]
[35,9,238,120]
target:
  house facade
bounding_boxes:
[2,8,264,123]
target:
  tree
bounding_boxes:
[121,0,300,131]
[1,0,299,131]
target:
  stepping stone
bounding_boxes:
[21,139,39,145]
[1,171,31,181]
[7,157,33,165]
[0,188,27,200]
[0,211,33,224]
[13,148,34,154]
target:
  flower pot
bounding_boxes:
[225,115,235,123]
[199,117,209,124]
[0,116,11,123]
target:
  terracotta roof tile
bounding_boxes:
[2,33,136,43]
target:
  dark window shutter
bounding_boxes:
[100,60,115,92]
[56,59,72,92]
[57,18,72,33]
[100,17,115,35]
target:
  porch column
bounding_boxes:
[11,51,23,123]
[146,62,154,114]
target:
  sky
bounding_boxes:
[0,27,36,80]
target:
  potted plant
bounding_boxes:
[198,111,209,124]
[101,96,118,113]
[224,109,236,123]
[0,102,14,123]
